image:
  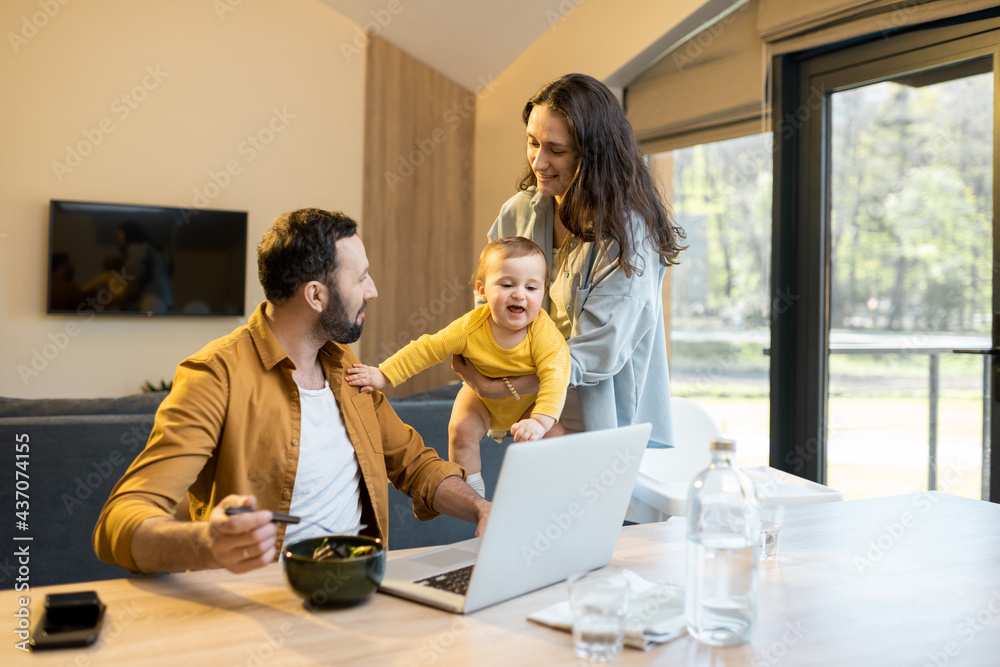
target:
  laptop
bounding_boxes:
[378,423,652,614]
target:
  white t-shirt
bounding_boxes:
[284,381,363,546]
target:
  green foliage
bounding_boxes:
[141,379,173,393]
[672,134,773,325]
[828,75,992,333]
[668,71,992,337]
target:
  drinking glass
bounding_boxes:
[759,503,786,561]
[568,569,630,660]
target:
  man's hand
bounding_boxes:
[346,363,389,393]
[432,475,492,537]
[473,497,490,537]
[130,494,278,574]
[208,495,278,573]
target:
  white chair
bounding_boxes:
[626,396,720,524]
[626,396,844,523]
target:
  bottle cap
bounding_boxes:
[710,438,736,452]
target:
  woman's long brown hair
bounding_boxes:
[517,73,685,277]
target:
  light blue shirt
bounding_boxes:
[487,188,674,448]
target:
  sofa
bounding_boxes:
[0,383,509,589]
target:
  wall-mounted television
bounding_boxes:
[47,199,247,317]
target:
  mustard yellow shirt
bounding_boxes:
[379,305,570,432]
[93,302,464,573]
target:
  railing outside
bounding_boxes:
[828,345,990,494]
[759,343,991,497]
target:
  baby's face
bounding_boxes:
[476,254,547,333]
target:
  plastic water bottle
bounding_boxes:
[685,437,758,646]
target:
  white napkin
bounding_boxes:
[527,569,687,651]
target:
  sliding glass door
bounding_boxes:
[772,16,1000,501]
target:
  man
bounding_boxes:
[93,209,490,574]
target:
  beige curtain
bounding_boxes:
[627,0,767,153]
[759,0,1000,54]
[627,0,1000,151]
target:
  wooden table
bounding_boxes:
[4,492,1000,666]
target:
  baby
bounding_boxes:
[347,237,570,497]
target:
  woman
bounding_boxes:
[454,73,685,448]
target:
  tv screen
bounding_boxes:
[48,200,247,317]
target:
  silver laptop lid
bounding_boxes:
[462,423,652,613]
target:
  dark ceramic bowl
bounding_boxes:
[283,535,385,607]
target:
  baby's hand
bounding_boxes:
[511,417,546,442]
[346,363,388,392]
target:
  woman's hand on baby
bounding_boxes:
[347,363,388,392]
[452,355,511,399]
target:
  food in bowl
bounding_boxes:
[283,535,385,607]
[311,539,378,561]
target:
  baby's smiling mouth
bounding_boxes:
[508,305,524,314]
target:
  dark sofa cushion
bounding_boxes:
[0,415,155,589]
[386,383,511,550]
[0,392,168,418]
[392,382,463,402]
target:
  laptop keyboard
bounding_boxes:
[415,565,475,595]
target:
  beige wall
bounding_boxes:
[473,0,705,239]
[2,0,710,399]
[0,0,365,398]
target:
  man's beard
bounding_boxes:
[316,292,364,344]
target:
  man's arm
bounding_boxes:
[129,495,278,574]
[431,475,491,537]
[94,355,244,573]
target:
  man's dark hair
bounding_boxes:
[257,208,358,304]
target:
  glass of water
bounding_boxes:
[568,569,630,661]
[759,503,786,561]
